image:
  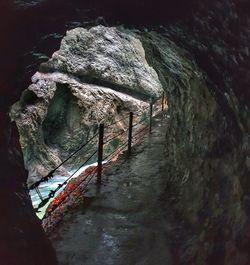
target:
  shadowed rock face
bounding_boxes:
[0,115,58,265]
[135,2,250,264]
[169,4,250,264]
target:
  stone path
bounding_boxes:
[50,113,173,265]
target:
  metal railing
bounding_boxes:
[29,92,167,224]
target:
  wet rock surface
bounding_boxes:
[50,114,172,265]
[153,3,250,264]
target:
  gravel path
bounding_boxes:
[50,113,173,265]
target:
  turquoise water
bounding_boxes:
[29,162,100,219]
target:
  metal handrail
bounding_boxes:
[31,91,166,221]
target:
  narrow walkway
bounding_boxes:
[50,113,173,265]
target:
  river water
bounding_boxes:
[29,161,100,219]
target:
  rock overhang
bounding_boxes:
[39,25,163,100]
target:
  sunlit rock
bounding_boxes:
[11,26,165,184]
[40,26,162,99]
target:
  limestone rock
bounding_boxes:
[11,26,164,185]
[40,26,162,100]
[11,72,149,184]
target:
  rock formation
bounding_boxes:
[0,114,58,265]
[40,26,162,99]
[11,26,162,184]
[137,2,250,264]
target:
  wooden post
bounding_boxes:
[149,101,153,134]
[127,112,133,156]
[162,92,165,111]
[97,123,104,185]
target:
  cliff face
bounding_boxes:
[167,3,250,264]
[142,2,250,264]
[11,26,162,183]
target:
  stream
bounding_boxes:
[29,161,102,219]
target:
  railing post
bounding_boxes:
[149,100,153,134]
[35,187,43,201]
[127,112,133,157]
[162,92,165,111]
[97,123,104,185]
